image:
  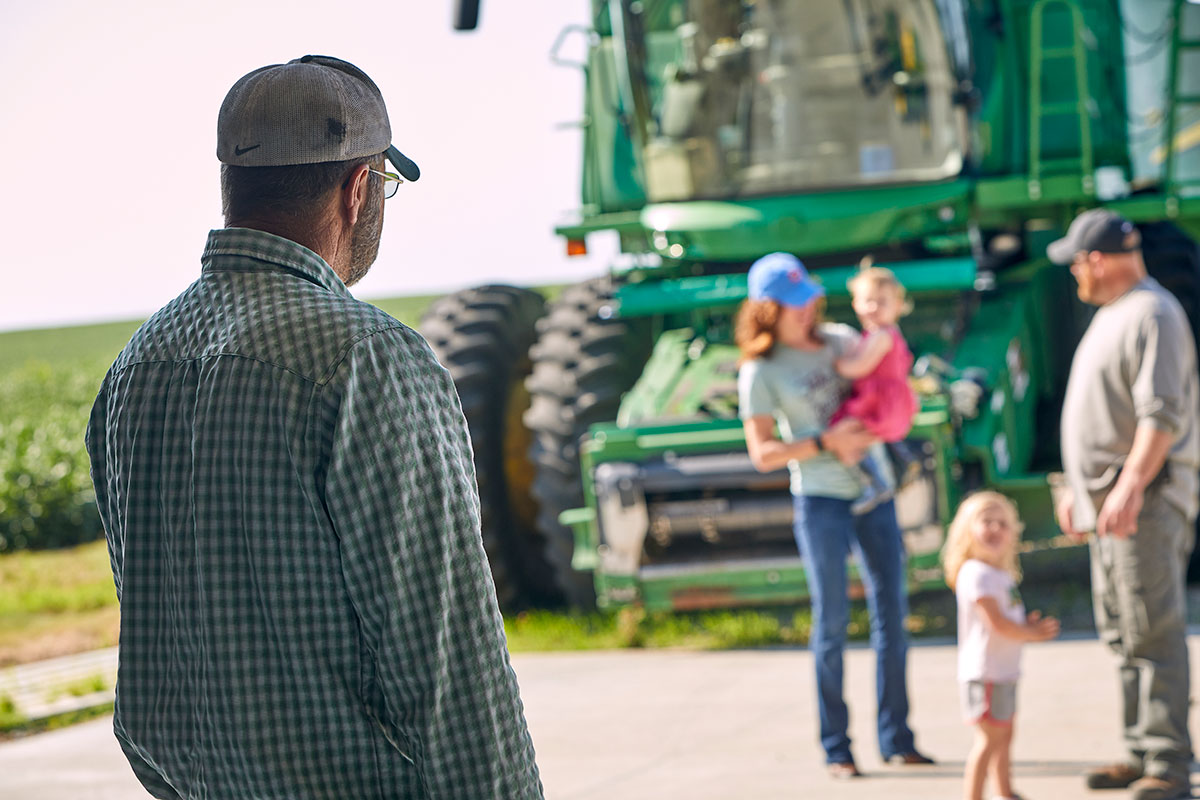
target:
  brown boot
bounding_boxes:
[1084,762,1143,790]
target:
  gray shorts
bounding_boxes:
[961,680,1017,725]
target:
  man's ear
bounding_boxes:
[341,163,372,226]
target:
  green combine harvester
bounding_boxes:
[424,0,1200,611]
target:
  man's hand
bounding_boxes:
[822,418,875,465]
[1024,610,1060,642]
[1096,479,1143,538]
[1055,487,1084,542]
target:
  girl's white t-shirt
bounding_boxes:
[955,559,1025,682]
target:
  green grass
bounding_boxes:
[364,294,441,329]
[46,673,109,702]
[0,540,116,616]
[0,541,120,666]
[0,693,22,730]
[505,605,871,652]
[0,702,114,740]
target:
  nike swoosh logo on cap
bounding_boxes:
[234,144,261,156]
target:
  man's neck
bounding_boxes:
[1100,272,1146,306]
[225,219,341,272]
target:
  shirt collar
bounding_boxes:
[201,228,350,297]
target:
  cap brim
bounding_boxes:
[778,282,825,307]
[387,145,420,182]
[1046,236,1075,265]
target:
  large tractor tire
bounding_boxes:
[524,278,653,607]
[419,285,548,610]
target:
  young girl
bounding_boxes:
[830,266,918,513]
[942,492,1060,800]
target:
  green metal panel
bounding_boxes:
[614,258,978,318]
[638,181,971,261]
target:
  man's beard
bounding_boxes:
[1074,269,1096,304]
[341,179,384,287]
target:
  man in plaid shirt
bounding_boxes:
[85,56,543,799]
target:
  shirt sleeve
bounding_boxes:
[738,359,777,420]
[85,375,124,603]
[955,561,983,602]
[1130,300,1193,436]
[88,374,183,800]
[955,560,1005,603]
[321,327,543,799]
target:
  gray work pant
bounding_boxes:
[1089,487,1195,782]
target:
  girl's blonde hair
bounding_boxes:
[940,491,1024,590]
[847,266,914,317]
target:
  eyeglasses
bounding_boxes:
[369,168,404,199]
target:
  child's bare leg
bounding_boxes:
[964,723,995,800]
[988,721,1015,798]
[964,721,1010,800]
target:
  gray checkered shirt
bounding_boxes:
[86,228,543,799]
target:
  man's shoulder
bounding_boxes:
[340,311,436,363]
[298,297,437,382]
[1114,279,1194,338]
[1144,279,1191,323]
[1120,278,1183,316]
[114,279,420,385]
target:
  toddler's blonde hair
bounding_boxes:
[941,491,1024,590]
[847,266,914,316]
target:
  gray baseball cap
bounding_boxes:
[217,55,419,181]
[1046,208,1138,264]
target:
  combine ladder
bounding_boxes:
[1028,0,1095,200]
[1163,0,1200,206]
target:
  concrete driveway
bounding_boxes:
[2,634,1197,799]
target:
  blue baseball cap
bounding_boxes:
[747,253,825,307]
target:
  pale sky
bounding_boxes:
[0,0,613,332]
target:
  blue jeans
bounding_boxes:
[793,495,917,763]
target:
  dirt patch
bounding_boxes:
[0,608,119,668]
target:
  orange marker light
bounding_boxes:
[566,237,588,257]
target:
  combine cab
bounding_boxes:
[430,0,1200,610]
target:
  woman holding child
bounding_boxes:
[736,252,932,777]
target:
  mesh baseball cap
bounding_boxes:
[1046,209,1138,264]
[217,55,419,181]
[747,253,825,307]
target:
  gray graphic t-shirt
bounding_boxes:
[738,322,893,499]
